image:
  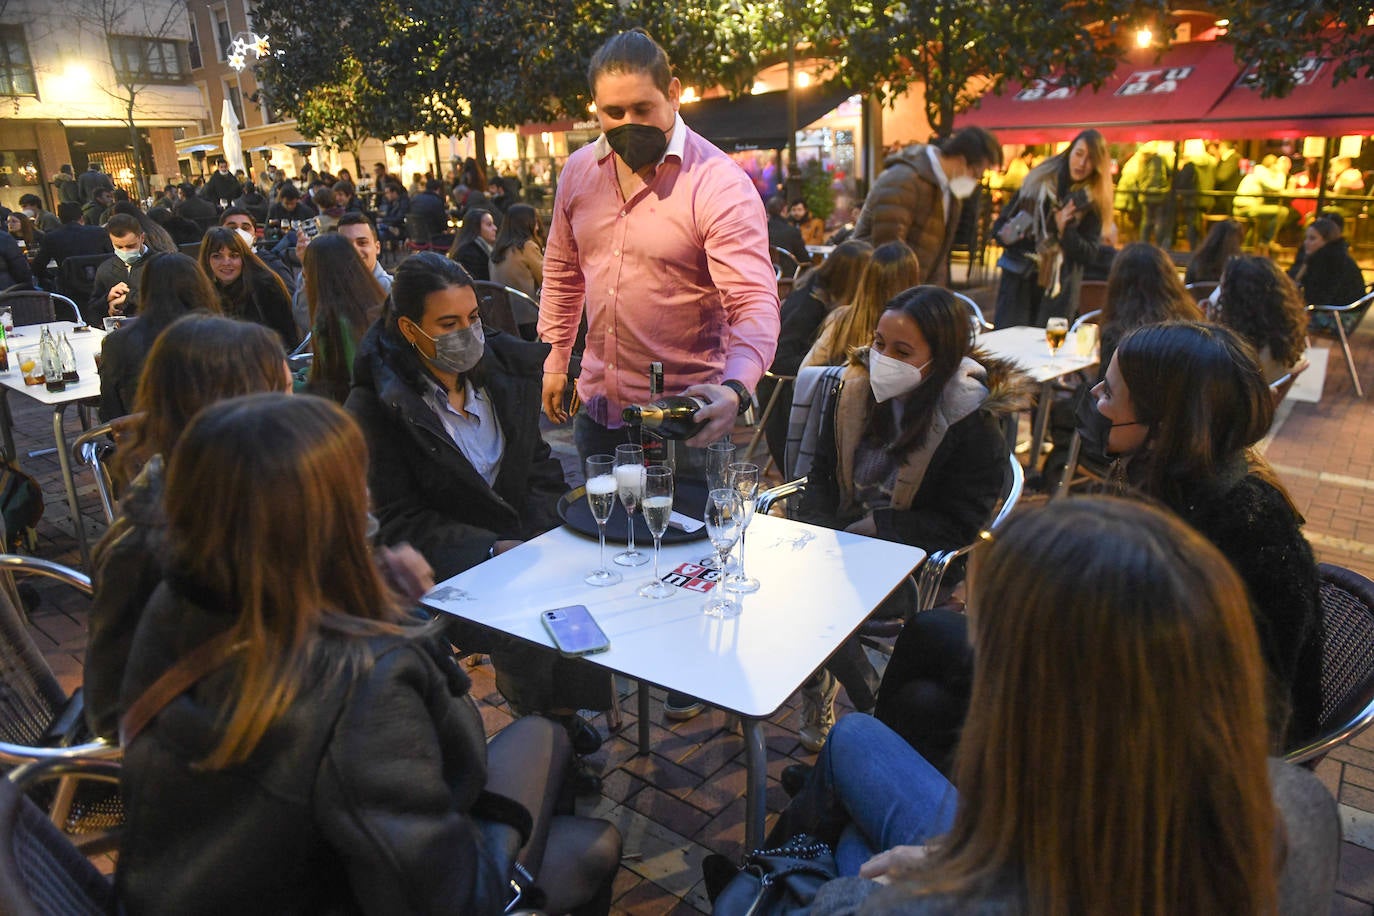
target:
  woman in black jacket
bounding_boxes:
[97,252,221,421]
[345,252,612,726]
[792,286,1033,752]
[1291,217,1368,335]
[992,129,1114,328]
[117,393,620,915]
[447,207,497,282]
[198,226,298,348]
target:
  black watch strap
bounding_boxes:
[722,379,752,415]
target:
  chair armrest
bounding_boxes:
[6,753,122,792]
[756,477,807,515]
[0,739,120,767]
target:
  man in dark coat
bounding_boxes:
[77,162,115,203]
[174,183,217,223]
[405,179,450,244]
[201,160,243,208]
[767,193,810,266]
[31,202,113,285]
[82,187,114,227]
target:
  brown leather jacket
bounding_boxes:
[853,145,958,286]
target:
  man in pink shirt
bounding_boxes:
[538,29,780,458]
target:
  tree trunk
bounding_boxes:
[472,117,487,182]
[126,95,149,199]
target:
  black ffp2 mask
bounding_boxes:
[1073,384,1143,460]
[605,124,668,172]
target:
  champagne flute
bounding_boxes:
[638,466,676,599]
[583,455,622,587]
[724,462,761,594]
[700,440,737,568]
[702,488,744,619]
[1045,317,1069,360]
[613,444,649,567]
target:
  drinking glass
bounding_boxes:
[702,488,744,618]
[583,455,622,587]
[1045,317,1069,360]
[638,466,676,599]
[699,440,737,568]
[613,444,649,567]
[724,462,761,594]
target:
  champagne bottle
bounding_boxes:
[59,333,79,383]
[0,323,10,373]
[623,395,709,441]
[639,362,676,470]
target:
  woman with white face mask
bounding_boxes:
[791,285,1033,752]
[346,253,615,745]
[992,128,1115,329]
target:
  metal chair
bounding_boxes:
[1269,358,1310,409]
[949,291,993,337]
[55,255,112,317]
[0,290,82,327]
[742,370,795,473]
[0,756,120,915]
[1286,563,1374,766]
[471,281,539,341]
[1308,289,1374,399]
[912,452,1023,612]
[1076,280,1108,316]
[0,555,121,852]
[70,423,119,527]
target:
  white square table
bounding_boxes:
[977,325,1099,471]
[0,321,105,566]
[422,510,924,849]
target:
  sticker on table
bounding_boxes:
[428,585,476,602]
[662,562,721,593]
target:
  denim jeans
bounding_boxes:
[770,714,959,875]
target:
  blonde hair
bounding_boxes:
[824,241,920,363]
[1021,129,1115,239]
[164,394,416,770]
[904,497,1278,916]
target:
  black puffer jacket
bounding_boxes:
[116,576,513,915]
[345,320,566,580]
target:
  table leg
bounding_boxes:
[0,389,14,463]
[637,681,651,755]
[53,405,90,568]
[1027,381,1053,472]
[742,717,767,852]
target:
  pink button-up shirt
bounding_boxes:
[538,115,780,428]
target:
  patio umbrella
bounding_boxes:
[220,100,245,175]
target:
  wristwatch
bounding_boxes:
[721,379,752,415]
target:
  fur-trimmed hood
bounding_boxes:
[845,345,1036,422]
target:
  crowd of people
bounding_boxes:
[0,24,1367,916]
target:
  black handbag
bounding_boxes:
[711,835,838,916]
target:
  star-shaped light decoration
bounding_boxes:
[228,51,247,70]
[229,36,250,58]
[253,35,271,58]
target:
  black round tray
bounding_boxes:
[558,477,710,544]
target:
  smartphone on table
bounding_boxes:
[541,605,610,657]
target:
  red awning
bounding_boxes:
[958,41,1242,144]
[1202,55,1374,138]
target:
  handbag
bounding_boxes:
[995,251,1035,277]
[995,208,1033,246]
[711,835,838,916]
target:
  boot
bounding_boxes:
[798,669,840,753]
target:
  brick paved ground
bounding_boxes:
[16,268,1374,912]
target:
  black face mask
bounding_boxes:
[1073,386,1144,460]
[605,123,668,172]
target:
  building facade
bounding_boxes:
[0,0,204,211]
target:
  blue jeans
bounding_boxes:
[774,714,959,875]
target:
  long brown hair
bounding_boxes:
[197,226,291,315]
[117,314,287,476]
[303,233,384,403]
[907,497,1278,915]
[1101,242,1200,361]
[826,241,920,361]
[164,394,413,770]
[796,238,872,309]
[1216,255,1308,370]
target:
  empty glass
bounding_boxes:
[584,455,622,587]
[700,440,737,568]
[638,466,676,599]
[724,462,760,594]
[703,488,744,619]
[613,444,649,567]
